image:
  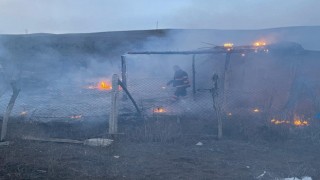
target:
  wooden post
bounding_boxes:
[121,55,127,100]
[121,56,127,88]
[211,74,223,139]
[221,53,231,111]
[192,54,196,99]
[1,82,20,141]
[109,74,119,134]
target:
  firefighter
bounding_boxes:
[167,65,190,99]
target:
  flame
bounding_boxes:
[293,115,309,126]
[224,43,234,48]
[86,80,112,91]
[293,120,308,126]
[270,115,309,126]
[70,115,82,119]
[98,81,112,90]
[253,41,267,47]
[153,107,166,113]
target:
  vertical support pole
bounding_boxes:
[212,74,222,140]
[109,74,119,134]
[221,53,231,111]
[121,55,127,100]
[192,54,196,99]
[1,82,20,141]
[121,55,127,88]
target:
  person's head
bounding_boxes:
[173,65,180,72]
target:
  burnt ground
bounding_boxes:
[0,117,320,180]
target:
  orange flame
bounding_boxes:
[153,107,166,113]
[293,115,309,127]
[270,115,309,127]
[224,43,234,48]
[86,80,112,91]
[98,81,112,90]
[253,41,267,47]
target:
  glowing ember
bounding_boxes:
[153,107,166,113]
[253,41,266,47]
[70,115,82,119]
[293,115,309,126]
[98,81,112,90]
[271,119,290,125]
[293,119,309,126]
[271,115,309,127]
[224,43,234,48]
[20,111,28,116]
[253,108,260,113]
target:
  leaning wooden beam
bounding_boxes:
[1,81,20,141]
[118,79,141,116]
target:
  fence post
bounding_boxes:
[222,52,231,111]
[192,54,196,99]
[211,74,223,140]
[121,55,127,100]
[109,74,119,134]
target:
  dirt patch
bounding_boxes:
[0,117,320,179]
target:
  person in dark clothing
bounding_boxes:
[167,65,190,99]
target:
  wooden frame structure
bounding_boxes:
[118,45,268,139]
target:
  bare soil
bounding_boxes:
[0,117,320,180]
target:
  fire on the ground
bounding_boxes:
[86,80,112,91]
[271,115,309,127]
[153,107,166,113]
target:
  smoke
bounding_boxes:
[124,27,320,119]
[0,27,319,122]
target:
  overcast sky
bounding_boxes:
[0,0,319,34]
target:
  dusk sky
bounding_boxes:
[0,0,319,34]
